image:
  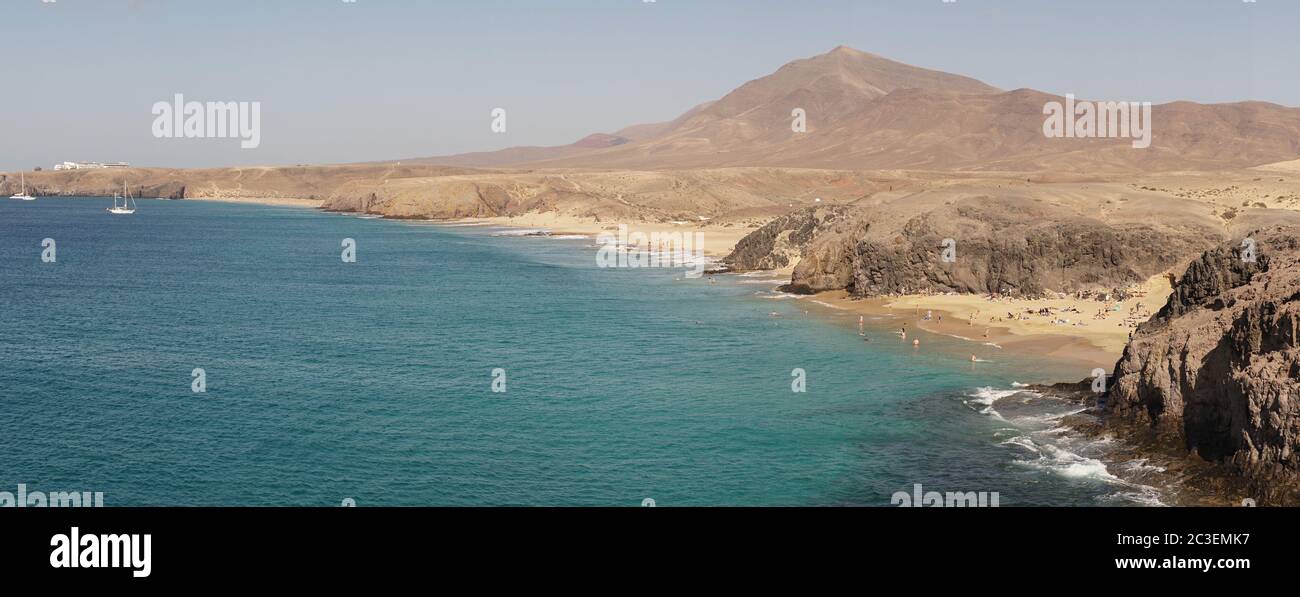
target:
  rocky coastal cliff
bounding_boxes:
[730,189,1233,297]
[723,205,850,272]
[1106,228,1300,504]
[721,185,1300,503]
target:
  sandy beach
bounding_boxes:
[449,210,1173,371]
[807,274,1173,372]
[447,212,756,258]
[185,189,1178,375]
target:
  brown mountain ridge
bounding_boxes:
[412,46,1300,173]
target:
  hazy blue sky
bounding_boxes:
[1,0,1294,171]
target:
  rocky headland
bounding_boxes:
[1104,228,1300,504]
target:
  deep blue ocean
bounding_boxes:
[0,198,1160,506]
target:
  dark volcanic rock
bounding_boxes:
[1107,227,1300,504]
[789,196,1214,297]
[723,205,849,272]
[1156,242,1269,319]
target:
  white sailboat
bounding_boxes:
[107,181,137,215]
[8,172,35,201]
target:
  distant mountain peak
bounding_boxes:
[827,44,864,55]
[412,47,1300,173]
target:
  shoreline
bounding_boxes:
[440,213,753,258]
[365,211,1241,506]
[195,202,1155,375]
[182,196,324,208]
[164,201,1221,504]
[1031,383,1247,507]
[430,208,1158,374]
[19,195,326,209]
[795,290,1119,373]
[800,275,1174,373]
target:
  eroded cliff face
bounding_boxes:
[723,206,850,272]
[1108,228,1300,502]
[774,194,1218,297]
[319,169,886,221]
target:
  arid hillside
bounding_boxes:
[316,168,905,220]
[0,164,483,202]
[413,47,1300,173]
[729,171,1300,296]
[0,164,914,224]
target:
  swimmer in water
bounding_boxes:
[912,339,920,347]
[970,355,977,362]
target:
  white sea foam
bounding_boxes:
[1014,443,1118,481]
[1000,435,1041,453]
[966,387,1021,405]
[966,384,1168,506]
[491,228,551,237]
[963,387,1022,420]
[1010,407,1086,427]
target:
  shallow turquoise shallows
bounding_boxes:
[0,199,1150,506]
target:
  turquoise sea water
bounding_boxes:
[0,199,1157,506]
